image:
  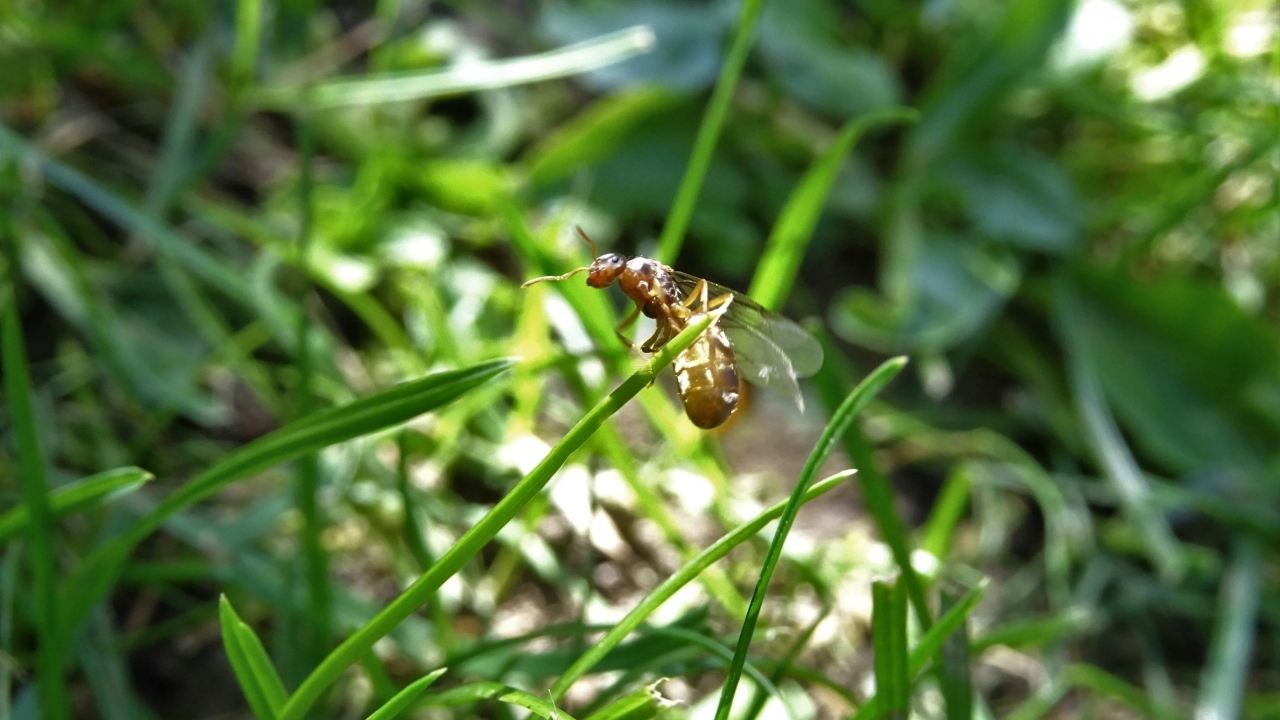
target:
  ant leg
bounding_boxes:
[704,292,732,311]
[615,305,641,348]
[680,279,708,311]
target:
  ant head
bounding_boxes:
[586,253,626,288]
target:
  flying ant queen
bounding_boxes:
[522,228,823,429]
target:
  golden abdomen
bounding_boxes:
[673,324,740,429]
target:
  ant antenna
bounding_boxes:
[521,266,588,288]
[574,226,599,258]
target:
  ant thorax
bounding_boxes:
[616,257,683,320]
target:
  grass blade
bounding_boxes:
[920,464,971,562]
[0,467,152,543]
[655,0,767,264]
[250,26,656,109]
[872,580,911,720]
[277,309,725,720]
[423,682,577,720]
[713,357,908,720]
[582,685,662,720]
[365,668,447,720]
[1195,541,1262,720]
[61,359,515,636]
[749,108,918,310]
[1056,277,1184,582]
[232,0,264,88]
[2,290,70,720]
[852,581,987,720]
[550,470,855,700]
[220,596,286,719]
[939,589,973,720]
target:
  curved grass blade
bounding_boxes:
[655,0,766,264]
[0,467,152,543]
[1195,540,1261,720]
[582,681,668,720]
[277,310,724,720]
[250,26,655,109]
[713,357,907,720]
[3,292,70,720]
[749,108,918,311]
[61,359,515,636]
[365,668,447,720]
[423,682,577,720]
[549,469,856,700]
[220,596,288,720]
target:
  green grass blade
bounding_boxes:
[582,686,659,720]
[2,290,70,720]
[939,589,973,720]
[809,325,933,627]
[852,581,987,720]
[872,581,910,719]
[748,108,918,310]
[1064,664,1178,720]
[250,26,655,109]
[655,0,766,264]
[364,668,447,720]
[232,0,264,88]
[920,464,971,562]
[0,542,21,720]
[0,467,152,543]
[1056,277,1184,582]
[423,682,578,720]
[971,608,1092,654]
[713,357,907,720]
[277,310,723,720]
[549,469,855,700]
[220,596,282,720]
[1195,541,1262,720]
[61,359,515,636]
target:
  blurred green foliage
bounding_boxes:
[0,0,1277,718]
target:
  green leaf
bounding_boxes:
[714,357,908,720]
[365,668,447,720]
[249,27,656,109]
[220,596,287,720]
[0,467,152,543]
[971,608,1093,654]
[61,359,515,637]
[582,684,665,720]
[2,289,70,720]
[872,580,910,719]
[422,682,577,720]
[920,464,971,562]
[748,107,918,311]
[278,310,724,720]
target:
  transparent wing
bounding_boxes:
[672,272,824,408]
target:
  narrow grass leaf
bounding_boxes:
[939,589,973,720]
[852,581,987,720]
[251,26,655,109]
[550,470,855,699]
[872,580,910,719]
[220,596,282,720]
[0,467,152,543]
[1064,664,1179,720]
[232,0,264,87]
[582,685,663,720]
[1056,276,1183,582]
[749,107,918,310]
[1195,540,1262,720]
[364,668,446,720]
[2,292,70,720]
[277,311,722,720]
[422,682,578,720]
[920,464,971,561]
[655,0,766,264]
[713,357,907,720]
[62,359,515,635]
[971,608,1092,654]
[809,323,932,626]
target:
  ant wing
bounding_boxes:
[672,272,824,410]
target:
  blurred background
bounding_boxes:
[1,0,1277,717]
